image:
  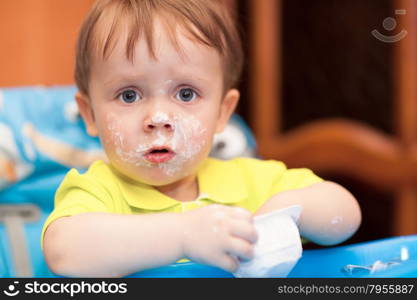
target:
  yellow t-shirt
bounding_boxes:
[41,157,323,246]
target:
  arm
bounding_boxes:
[43,205,257,277]
[254,181,361,246]
[44,212,184,277]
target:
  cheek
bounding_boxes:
[173,114,212,152]
[100,114,132,151]
[103,120,122,146]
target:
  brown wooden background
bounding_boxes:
[1,0,416,245]
[0,0,95,86]
[243,0,417,244]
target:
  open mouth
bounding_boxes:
[144,146,176,163]
[150,148,170,154]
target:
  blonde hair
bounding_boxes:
[75,0,244,95]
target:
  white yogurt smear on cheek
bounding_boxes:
[105,118,130,161]
[104,114,145,166]
[107,121,125,147]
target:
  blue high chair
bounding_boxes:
[0,86,90,277]
[127,235,417,278]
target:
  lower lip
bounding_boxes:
[144,152,175,163]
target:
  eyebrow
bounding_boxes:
[103,75,146,87]
[103,74,211,88]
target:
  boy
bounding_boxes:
[42,0,361,277]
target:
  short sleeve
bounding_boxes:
[270,167,324,195]
[41,168,112,248]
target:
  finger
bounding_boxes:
[216,254,240,273]
[229,219,258,243]
[226,237,255,261]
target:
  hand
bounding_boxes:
[180,204,258,273]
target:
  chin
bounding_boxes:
[118,163,193,186]
[110,150,207,186]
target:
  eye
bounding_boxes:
[118,89,140,103]
[175,88,197,103]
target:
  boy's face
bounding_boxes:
[77,19,239,187]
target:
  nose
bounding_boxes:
[143,113,174,133]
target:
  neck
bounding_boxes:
[155,174,199,202]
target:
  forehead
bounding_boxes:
[89,5,223,68]
[90,15,223,83]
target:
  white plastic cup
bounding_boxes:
[233,205,303,278]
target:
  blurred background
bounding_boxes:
[0,0,416,249]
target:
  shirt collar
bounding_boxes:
[116,158,248,211]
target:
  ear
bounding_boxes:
[75,92,98,136]
[215,89,240,133]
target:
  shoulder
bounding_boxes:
[205,157,287,176]
[204,157,323,192]
[202,157,290,192]
[56,160,118,198]
[200,157,291,211]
